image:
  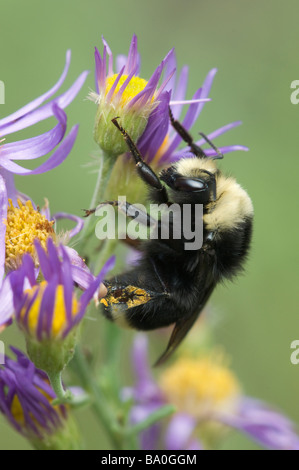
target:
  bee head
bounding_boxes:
[160,157,219,205]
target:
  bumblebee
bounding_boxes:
[90,110,253,365]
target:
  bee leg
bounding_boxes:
[84,200,159,229]
[169,106,207,158]
[169,107,223,160]
[111,118,169,203]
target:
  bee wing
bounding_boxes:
[154,277,216,367]
[153,312,200,367]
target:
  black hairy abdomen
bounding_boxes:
[213,216,253,281]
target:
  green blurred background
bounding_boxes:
[1,0,299,450]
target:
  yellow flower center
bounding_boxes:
[105,74,149,107]
[5,199,55,271]
[160,355,241,419]
[20,281,79,339]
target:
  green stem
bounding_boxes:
[48,371,72,405]
[77,153,116,257]
[126,404,176,437]
[72,347,124,449]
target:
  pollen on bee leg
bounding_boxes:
[100,285,153,309]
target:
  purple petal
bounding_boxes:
[155,68,176,101]
[116,65,139,100]
[37,277,57,341]
[34,241,52,281]
[46,239,61,282]
[170,144,249,162]
[94,47,103,92]
[161,48,176,94]
[124,34,138,75]
[0,169,17,203]
[0,125,79,175]
[196,121,243,146]
[0,51,71,130]
[0,174,7,286]
[170,98,211,105]
[1,104,67,161]
[138,92,171,163]
[131,334,163,403]
[52,212,84,239]
[63,256,115,337]
[101,36,113,76]
[70,265,95,290]
[21,254,38,287]
[193,68,217,122]
[170,65,189,120]
[0,276,14,327]
[218,397,299,451]
[60,246,74,324]
[106,66,125,102]
[165,413,197,450]
[1,72,88,136]
[127,85,155,110]
[160,87,204,163]
[116,55,128,74]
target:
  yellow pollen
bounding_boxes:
[105,74,149,107]
[20,281,79,339]
[160,355,241,418]
[5,199,55,271]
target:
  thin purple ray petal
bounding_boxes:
[124,34,138,75]
[36,278,57,341]
[101,36,113,76]
[161,48,176,93]
[116,65,138,100]
[94,47,103,93]
[0,169,17,203]
[195,121,243,146]
[60,246,74,324]
[52,212,84,239]
[106,66,125,102]
[1,105,67,161]
[165,413,197,451]
[1,72,88,136]
[0,276,14,327]
[0,174,7,286]
[0,51,71,130]
[0,125,78,175]
[170,65,189,120]
[155,68,176,101]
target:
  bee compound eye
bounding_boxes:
[174,177,207,192]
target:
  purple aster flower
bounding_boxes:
[0,238,114,397]
[89,35,209,157]
[0,194,87,333]
[7,238,114,342]
[127,335,299,451]
[0,347,81,449]
[0,51,88,285]
[138,51,248,166]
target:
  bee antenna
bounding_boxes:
[198,132,224,160]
